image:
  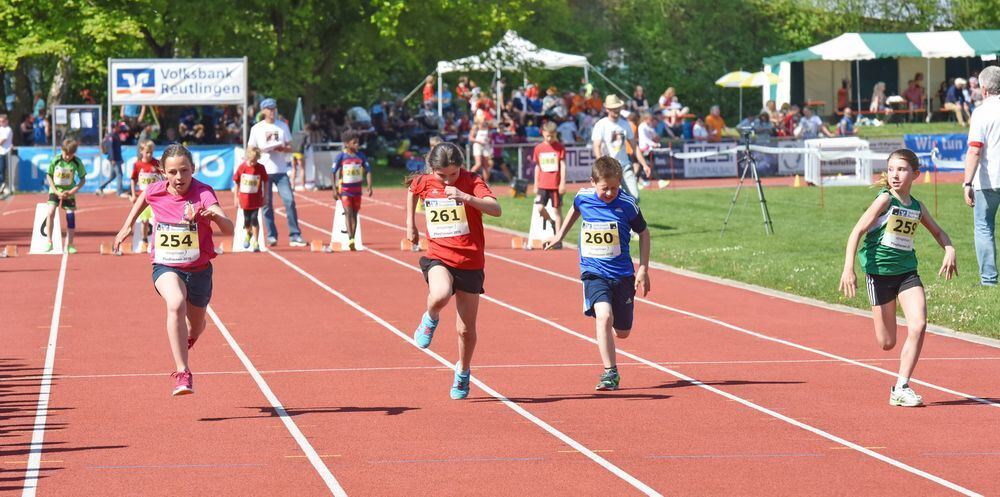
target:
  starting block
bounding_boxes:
[1,245,19,258]
[231,207,267,253]
[99,241,132,256]
[29,203,63,255]
[512,200,560,250]
[329,201,364,251]
[511,236,546,250]
[400,239,428,252]
[310,239,340,253]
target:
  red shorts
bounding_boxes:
[340,195,362,211]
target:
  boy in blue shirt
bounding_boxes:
[545,156,651,390]
[331,130,373,250]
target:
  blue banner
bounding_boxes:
[904,133,968,171]
[16,145,239,193]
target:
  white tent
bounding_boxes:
[433,31,593,118]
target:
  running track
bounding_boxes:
[1,189,997,496]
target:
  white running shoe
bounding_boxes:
[890,385,923,407]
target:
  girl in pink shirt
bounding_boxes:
[114,144,234,396]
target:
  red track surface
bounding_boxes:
[1,188,997,496]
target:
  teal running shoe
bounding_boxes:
[450,370,470,400]
[413,312,438,349]
[595,369,620,391]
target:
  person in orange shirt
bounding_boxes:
[705,105,726,143]
[588,90,604,114]
[570,92,587,116]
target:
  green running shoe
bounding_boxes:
[66,245,77,254]
[595,369,620,391]
[450,370,470,400]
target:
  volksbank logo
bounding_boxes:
[116,69,155,95]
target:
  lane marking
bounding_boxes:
[11,357,1000,382]
[368,457,545,464]
[87,463,266,470]
[265,248,663,497]
[291,209,985,496]
[487,252,1000,410]
[647,453,823,460]
[21,249,68,497]
[310,192,999,350]
[298,196,1000,410]
[206,306,349,497]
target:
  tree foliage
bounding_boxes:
[1,0,996,123]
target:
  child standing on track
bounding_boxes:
[232,147,268,252]
[332,130,372,251]
[545,156,651,391]
[469,114,493,182]
[406,142,501,399]
[114,144,234,396]
[130,140,163,252]
[533,121,567,243]
[45,138,87,253]
[839,149,957,407]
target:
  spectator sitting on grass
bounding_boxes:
[837,107,856,136]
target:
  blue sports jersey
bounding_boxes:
[332,151,371,196]
[574,188,647,279]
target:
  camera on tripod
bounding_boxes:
[736,123,755,141]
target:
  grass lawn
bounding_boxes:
[855,121,966,138]
[487,182,999,339]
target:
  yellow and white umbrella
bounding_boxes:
[715,70,781,120]
[739,71,781,87]
[715,71,752,88]
[715,71,753,120]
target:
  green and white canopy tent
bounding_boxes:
[761,30,1000,115]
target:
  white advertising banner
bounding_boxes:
[565,146,595,182]
[682,142,737,178]
[110,58,246,105]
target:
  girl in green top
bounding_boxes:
[839,149,957,407]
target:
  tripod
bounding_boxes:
[721,134,773,235]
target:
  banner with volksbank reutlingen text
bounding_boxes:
[109,58,246,105]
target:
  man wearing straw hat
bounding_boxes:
[592,94,649,200]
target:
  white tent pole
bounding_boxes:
[584,65,590,85]
[437,71,443,120]
[926,58,932,123]
[856,60,862,113]
[496,68,502,121]
[522,71,528,114]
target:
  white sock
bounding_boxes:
[895,377,908,390]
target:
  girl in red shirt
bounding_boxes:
[406,142,501,399]
[130,140,163,251]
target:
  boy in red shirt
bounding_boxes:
[130,140,163,251]
[232,147,269,252]
[532,121,567,239]
[406,142,502,400]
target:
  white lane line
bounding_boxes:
[487,253,1000,410]
[306,192,1000,349]
[13,357,1000,382]
[206,306,349,497]
[299,197,1000,410]
[264,248,663,497]
[21,250,68,497]
[291,206,983,496]
[358,245,983,497]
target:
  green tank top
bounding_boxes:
[858,188,921,275]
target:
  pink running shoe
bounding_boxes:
[171,370,194,396]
